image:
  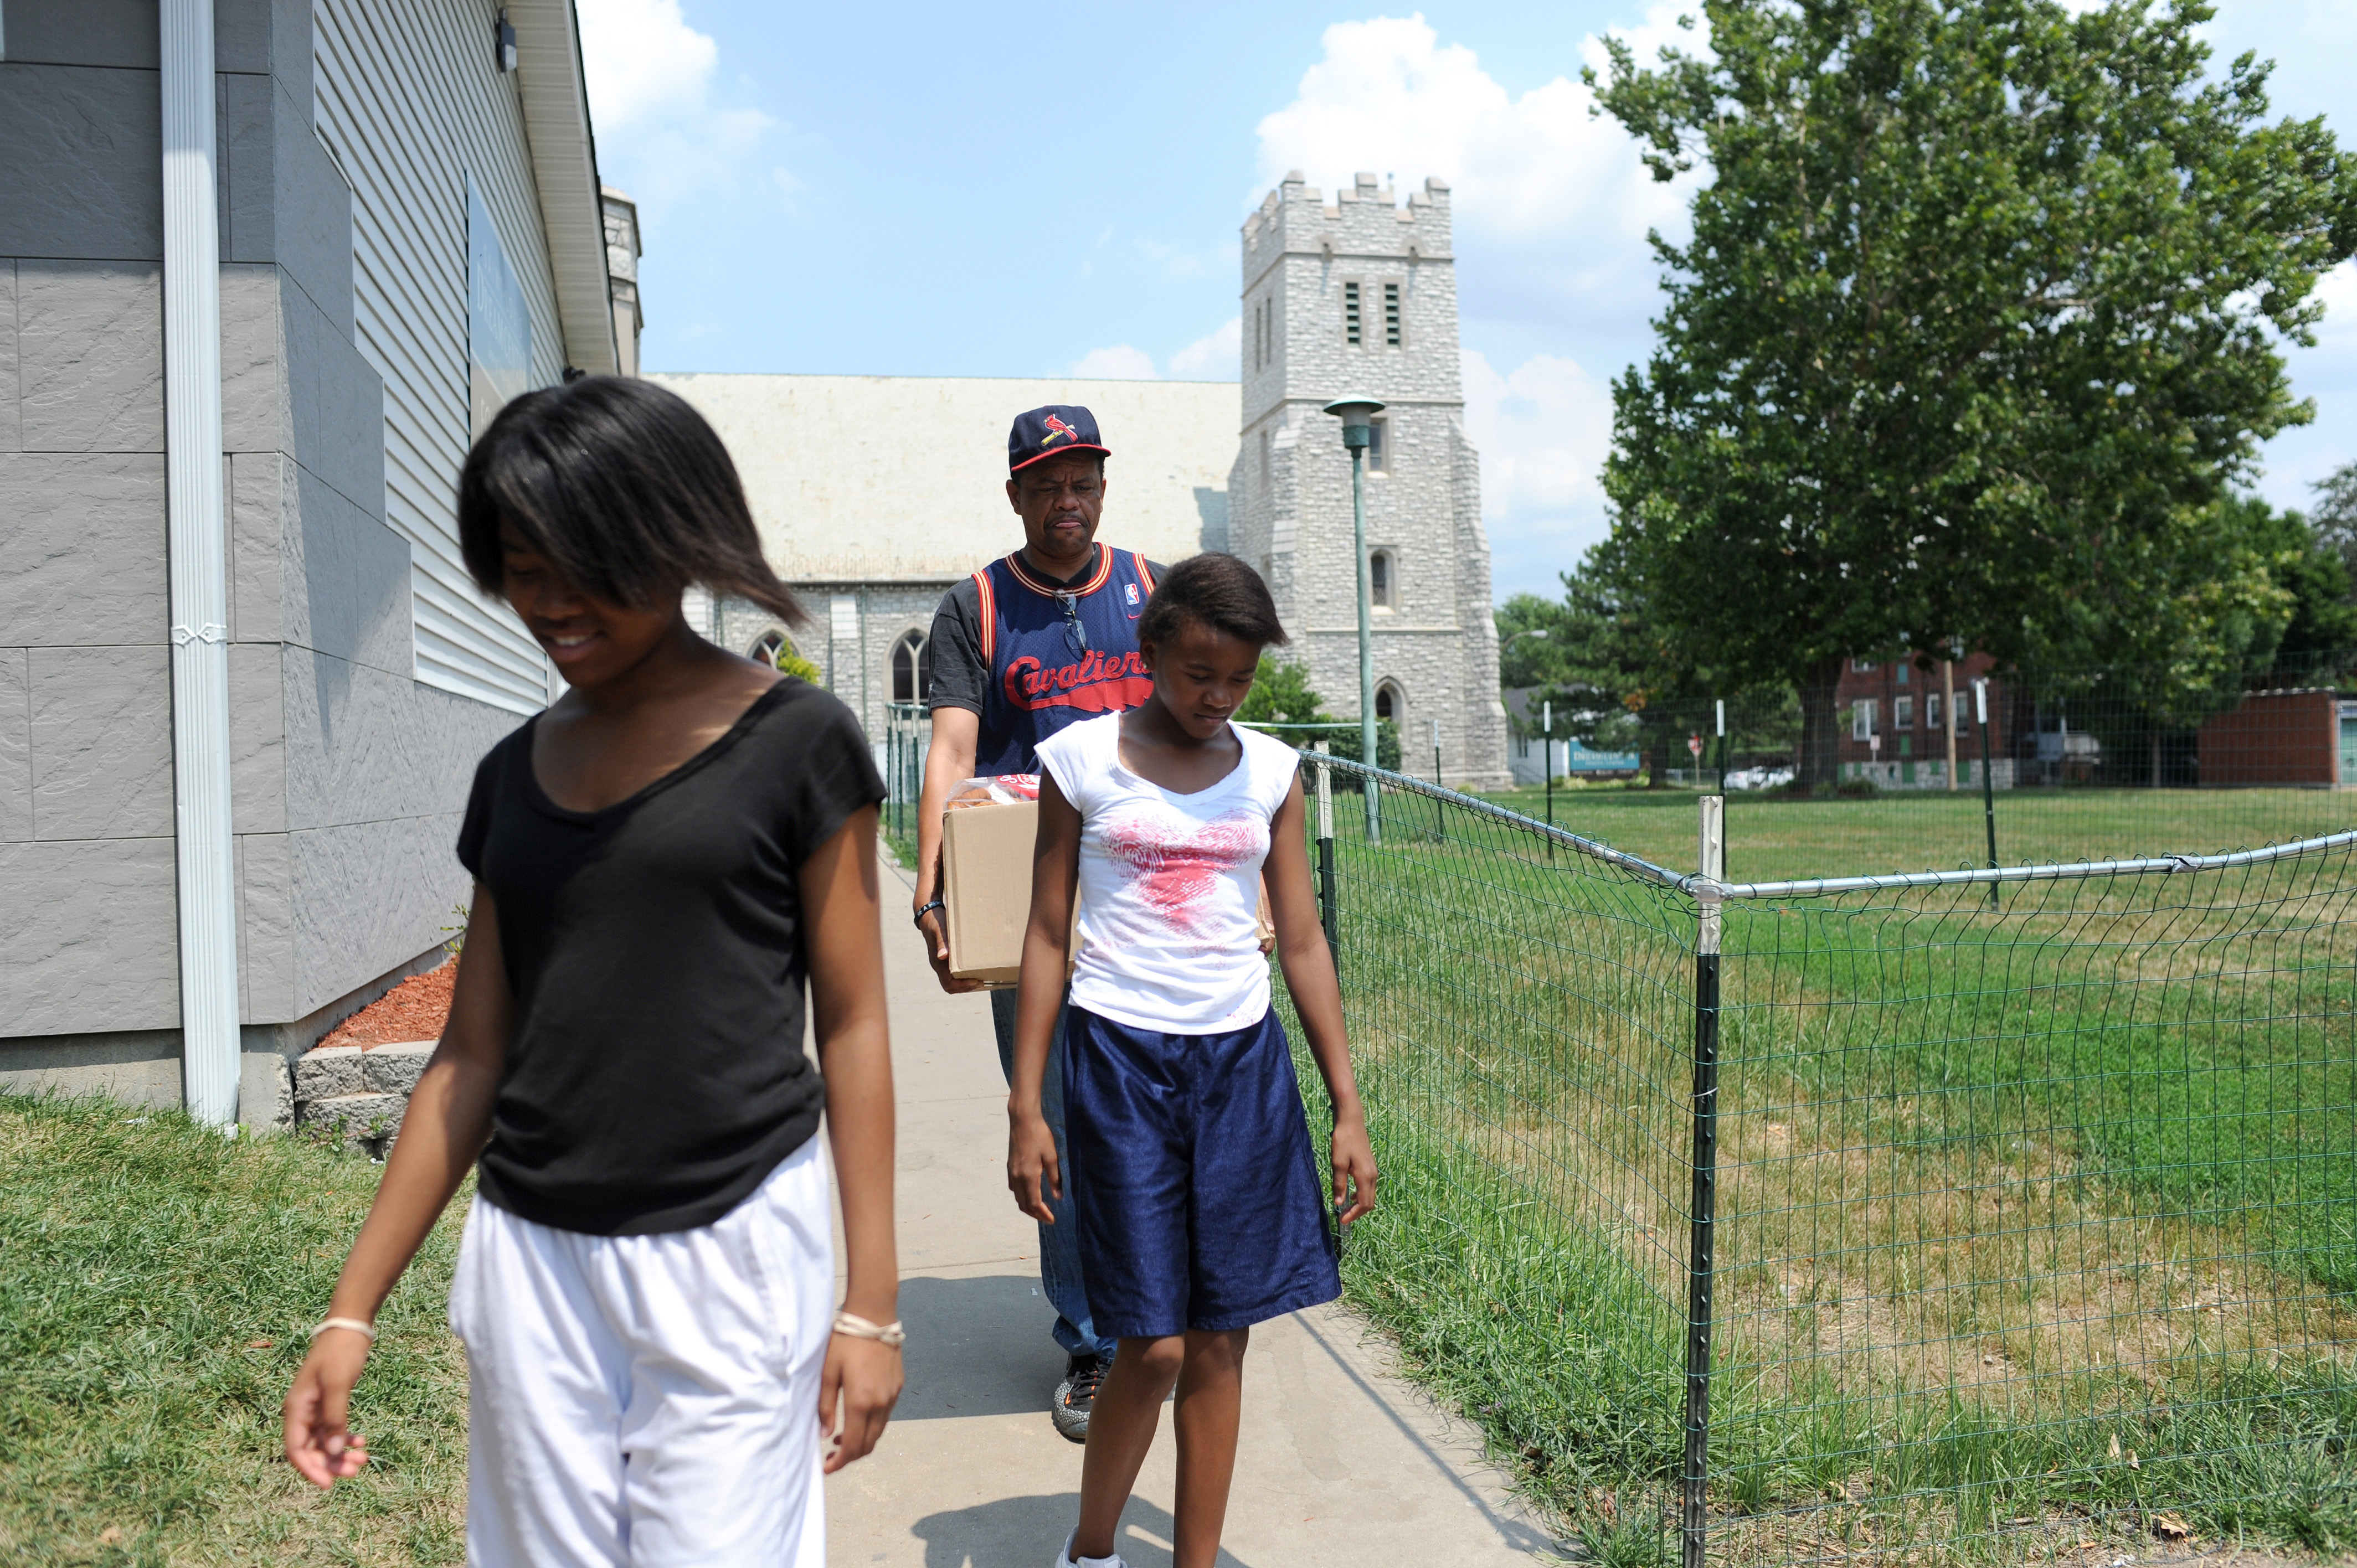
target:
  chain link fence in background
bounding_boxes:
[1278,754,2356,1566]
[882,700,930,860]
[1495,651,2357,883]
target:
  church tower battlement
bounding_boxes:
[1230,171,1509,788]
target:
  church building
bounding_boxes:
[648,373,1240,740]
[1229,172,1509,788]
[651,169,1509,789]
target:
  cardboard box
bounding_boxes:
[941,800,1039,987]
[943,799,1263,985]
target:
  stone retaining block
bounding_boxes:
[293,1040,435,1154]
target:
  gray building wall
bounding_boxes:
[0,0,523,1120]
[1228,172,1510,788]
[716,581,954,747]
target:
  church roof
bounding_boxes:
[648,374,1238,582]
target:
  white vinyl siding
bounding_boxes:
[313,0,563,714]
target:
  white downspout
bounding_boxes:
[161,0,241,1126]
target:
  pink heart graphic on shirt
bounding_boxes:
[1101,813,1264,937]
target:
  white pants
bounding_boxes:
[449,1138,832,1567]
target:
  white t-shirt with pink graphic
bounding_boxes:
[1034,711,1299,1035]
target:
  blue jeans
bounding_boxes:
[992,988,1118,1364]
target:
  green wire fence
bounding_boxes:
[1276,751,2357,1565]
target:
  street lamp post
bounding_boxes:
[1325,395,1386,841]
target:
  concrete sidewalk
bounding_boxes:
[826,850,1566,1568]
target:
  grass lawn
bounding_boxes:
[0,1097,467,1566]
[1277,787,2357,1562]
[882,820,920,874]
[1476,782,2357,884]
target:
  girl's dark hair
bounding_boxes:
[1138,553,1289,650]
[457,375,806,626]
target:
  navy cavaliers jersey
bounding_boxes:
[971,547,1161,776]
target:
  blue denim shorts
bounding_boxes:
[1062,1004,1341,1338]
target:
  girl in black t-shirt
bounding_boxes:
[281,378,902,1564]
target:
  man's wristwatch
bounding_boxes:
[912,900,945,929]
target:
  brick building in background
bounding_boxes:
[1833,653,2016,788]
[1836,656,2355,790]
[2198,690,2348,786]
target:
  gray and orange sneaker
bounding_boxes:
[1051,1352,1109,1443]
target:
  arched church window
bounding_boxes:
[1375,683,1399,722]
[891,630,931,703]
[1369,549,1394,609]
[749,630,786,666]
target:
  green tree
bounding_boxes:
[1591,0,2357,785]
[1494,592,1580,688]
[1232,659,1402,774]
[771,646,824,684]
[1235,655,1330,745]
[2311,459,2357,584]
[2238,497,2357,676]
[1497,539,1720,786]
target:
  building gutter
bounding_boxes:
[160,0,242,1125]
[508,0,619,374]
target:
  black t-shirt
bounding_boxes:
[456,678,883,1236]
[926,545,1168,716]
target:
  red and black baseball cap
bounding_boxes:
[1008,405,1111,473]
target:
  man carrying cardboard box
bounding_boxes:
[912,406,1162,1442]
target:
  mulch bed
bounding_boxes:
[318,961,455,1050]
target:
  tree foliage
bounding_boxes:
[1589,0,2357,780]
[1233,658,1403,772]
[2310,459,2357,584]
[1236,655,1331,740]
[1497,539,1737,785]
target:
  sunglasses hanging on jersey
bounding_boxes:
[1058,592,1089,661]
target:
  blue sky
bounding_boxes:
[579,1,2357,604]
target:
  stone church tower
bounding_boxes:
[1228,172,1510,789]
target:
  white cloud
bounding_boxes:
[578,0,780,203]
[1461,347,1619,594]
[1461,348,1615,520]
[1255,11,1694,252]
[1254,10,1700,595]
[1131,236,1223,280]
[1064,321,1241,382]
[1169,317,1241,380]
[1069,345,1161,380]
[578,0,716,127]
[2313,259,2357,351]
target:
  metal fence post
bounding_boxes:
[1432,719,1446,842]
[1314,742,1339,969]
[1976,678,1999,908]
[1714,699,1729,881]
[1684,795,1726,1568]
[1543,701,1556,862]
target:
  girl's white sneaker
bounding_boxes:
[1054,1530,1129,1568]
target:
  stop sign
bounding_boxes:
[1687,734,1704,758]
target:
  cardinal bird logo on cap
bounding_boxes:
[1040,414,1079,447]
